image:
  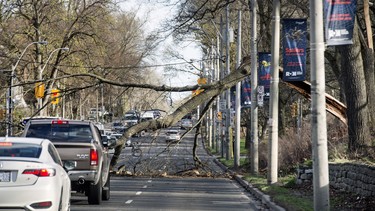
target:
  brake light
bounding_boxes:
[30,201,52,209]
[52,120,69,125]
[22,168,56,177]
[90,149,98,166]
[0,142,12,147]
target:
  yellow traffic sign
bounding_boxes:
[216,111,222,121]
[197,77,207,85]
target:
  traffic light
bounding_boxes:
[51,89,60,105]
[35,82,45,98]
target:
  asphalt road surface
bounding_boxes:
[70,128,268,210]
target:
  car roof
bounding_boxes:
[26,118,92,125]
[0,137,46,145]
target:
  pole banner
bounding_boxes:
[258,52,271,100]
[241,77,251,108]
[282,18,307,81]
[324,0,357,46]
[230,85,236,109]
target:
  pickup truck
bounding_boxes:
[22,119,115,205]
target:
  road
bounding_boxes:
[71,128,268,210]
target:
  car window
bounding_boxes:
[0,142,42,158]
[48,143,62,165]
[26,123,93,143]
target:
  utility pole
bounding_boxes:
[268,0,280,184]
[250,0,259,174]
[220,15,225,158]
[234,9,242,168]
[310,1,330,210]
[225,3,231,160]
[217,16,224,155]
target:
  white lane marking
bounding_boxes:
[125,200,133,204]
[143,185,147,188]
[212,201,250,204]
[148,180,152,183]
[136,191,142,195]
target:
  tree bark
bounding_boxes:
[337,20,372,155]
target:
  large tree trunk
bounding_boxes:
[337,20,372,155]
[362,48,375,130]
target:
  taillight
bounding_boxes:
[52,120,69,125]
[22,168,56,177]
[90,149,98,166]
[30,201,52,209]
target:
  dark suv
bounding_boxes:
[22,119,115,205]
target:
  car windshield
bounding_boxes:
[26,123,93,143]
[0,142,42,158]
[124,116,138,120]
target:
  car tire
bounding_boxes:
[102,173,110,201]
[88,176,102,205]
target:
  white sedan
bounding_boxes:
[0,137,72,211]
[165,129,181,142]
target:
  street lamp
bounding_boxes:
[38,47,69,112]
[6,40,48,136]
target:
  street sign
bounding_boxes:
[197,77,207,85]
[216,111,222,121]
[219,100,226,111]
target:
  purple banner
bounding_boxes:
[258,52,271,100]
[241,78,251,108]
[324,0,357,46]
[282,19,307,81]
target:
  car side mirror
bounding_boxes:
[102,135,109,147]
[108,138,117,148]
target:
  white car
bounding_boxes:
[165,129,181,142]
[180,119,193,129]
[0,137,72,211]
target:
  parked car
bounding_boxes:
[123,110,140,128]
[165,129,181,142]
[22,119,115,205]
[112,121,125,133]
[180,119,193,129]
[0,137,72,211]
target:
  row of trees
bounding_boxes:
[0,0,169,135]
[0,0,374,166]
[166,0,375,157]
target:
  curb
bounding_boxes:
[213,158,285,211]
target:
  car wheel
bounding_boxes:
[102,172,110,200]
[88,176,102,205]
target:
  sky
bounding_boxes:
[119,0,203,104]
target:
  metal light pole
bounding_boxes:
[234,10,242,168]
[6,41,47,136]
[268,0,280,184]
[38,47,69,115]
[250,0,259,174]
[309,1,330,209]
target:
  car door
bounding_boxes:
[48,143,71,209]
[92,125,110,184]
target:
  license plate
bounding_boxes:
[0,171,10,182]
